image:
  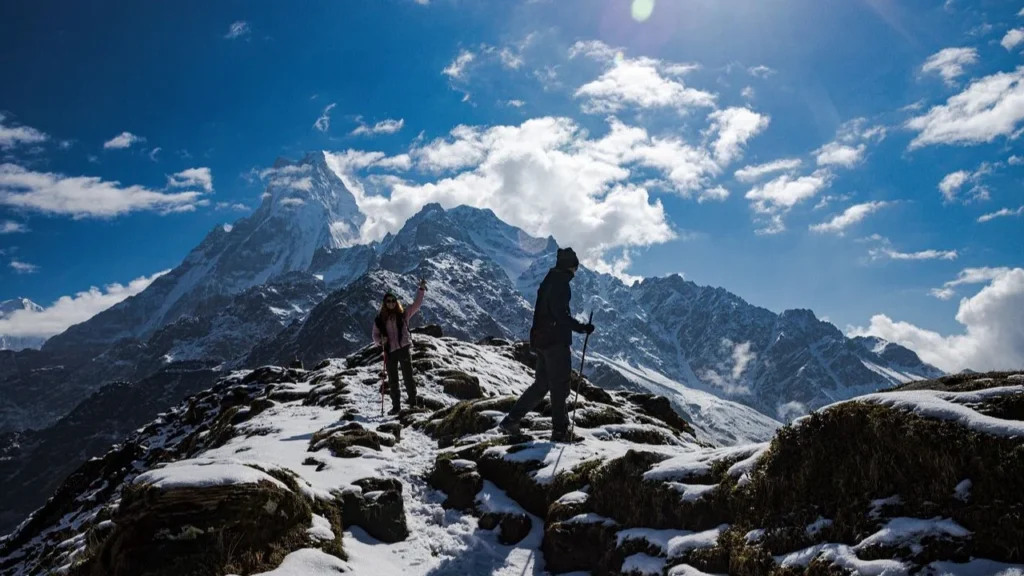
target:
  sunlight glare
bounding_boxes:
[631,0,655,22]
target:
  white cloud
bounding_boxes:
[869,247,958,261]
[978,206,1024,223]
[571,40,715,114]
[102,132,144,150]
[225,21,250,40]
[279,197,305,207]
[313,103,336,133]
[938,170,969,202]
[921,47,978,85]
[1,220,27,234]
[167,167,213,193]
[734,158,802,183]
[849,268,1024,372]
[1009,155,1023,165]
[505,99,526,108]
[748,65,776,78]
[373,153,412,171]
[863,232,958,262]
[707,107,770,166]
[0,270,168,338]
[148,147,161,161]
[0,114,48,150]
[907,67,1024,148]
[698,186,729,203]
[9,260,38,274]
[325,116,680,275]
[499,47,523,70]
[730,341,756,380]
[938,162,993,203]
[741,86,755,100]
[814,193,853,210]
[745,170,832,233]
[442,49,475,80]
[815,142,866,168]
[351,118,405,136]
[1001,29,1024,51]
[810,201,889,235]
[216,202,249,212]
[0,164,205,218]
[258,164,314,192]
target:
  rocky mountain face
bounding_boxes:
[519,258,944,420]
[0,153,946,538]
[1,334,1018,575]
[0,299,45,352]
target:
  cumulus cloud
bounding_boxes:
[0,164,204,217]
[258,164,314,192]
[938,162,993,203]
[442,49,475,80]
[1,220,27,234]
[167,167,213,193]
[741,86,755,100]
[0,270,168,338]
[351,118,405,136]
[978,206,1024,223]
[907,67,1024,148]
[313,103,336,133]
[1002,29,1024,51]
[698,186,729,203]
[571,40,715,114]
[324,116,682,277]
[745,170,832,234]
[9,260,38,274]
[103,132,144,150]
[921,47,978,85]
[810,201,889,235]
[813,118,884,169]
[505,99,526,108]
[849,268,1024,372]
[928,267,1011,301]
[815,142,866,168]
[0,114,48,150]
[747,65,776,78]
[734,158,802,183]
[225,21,250,40]
[707,107,770,165]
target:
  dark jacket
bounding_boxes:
[530,267,587,349]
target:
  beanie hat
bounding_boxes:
[556,247,580,269]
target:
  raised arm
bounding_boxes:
[405,286,426,320]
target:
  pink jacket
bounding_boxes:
[372,287,425,353]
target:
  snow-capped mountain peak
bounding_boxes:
[0,298,46,351]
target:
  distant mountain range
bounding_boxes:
[0,151,943,534]
[0,298,45,352]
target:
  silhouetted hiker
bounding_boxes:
[499,247,594,442]
[372,279,427,415]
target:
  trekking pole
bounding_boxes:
[379,346,388,417]
[569,309,594,439]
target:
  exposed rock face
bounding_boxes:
[0,335,1018,576]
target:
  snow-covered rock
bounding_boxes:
[0,339,1017,576]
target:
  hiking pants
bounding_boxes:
[505,346,571,433]
[386,345,416,410]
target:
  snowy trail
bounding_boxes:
[196,356,554,576]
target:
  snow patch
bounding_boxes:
[622,553,667,575]
[132,459,288,491]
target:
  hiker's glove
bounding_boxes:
[419,278,427,291]
[583,323,595,335]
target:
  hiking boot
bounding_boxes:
[497,418,521,435]
[387,406,400,416]
[550,430,575,443]
[407,396,418,408]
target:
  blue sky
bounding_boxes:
[1,0,1022,371]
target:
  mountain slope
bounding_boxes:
[42,151,366,358]
[1,334,1018,576]
[518,260,945,419]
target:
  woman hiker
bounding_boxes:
[372,279,427,415]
